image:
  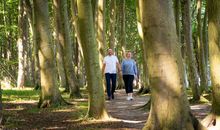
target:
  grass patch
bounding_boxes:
[2,88,39,102]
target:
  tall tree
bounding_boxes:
[33,0,66,108]
[53,0,81,98]
[119,0,126,57]
[197,0,207,92]
[136,0,150,93]
[17,0,28,88]
[202,4,208,71]
[53,0,69,91]
[96,0,106,67]
[141,0,205,129]
[77,0,108,119]
[182,0,200,101]
[109,0,116,50]
[202,0,220,129]
[24,0,41,89]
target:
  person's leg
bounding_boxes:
[111,73,117,99]
[123,75,129,94]
[105,73,111,100]
[127,75,134,100]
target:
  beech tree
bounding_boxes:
[33,0,66,108]
[141,0,206,129]
[77,0,108,119]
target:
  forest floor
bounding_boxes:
[2,89,211,130]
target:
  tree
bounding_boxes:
[33,0,67,108]
[77,0,108,119]
[53,0,81,98]
[182,0,200,101]
[140,0,205,129]
[202,0,220,129]
[17,0,28,89]
[109,0,116,50]
[96,0,106,65]
[136,0,150,93]
[196,0,207,92]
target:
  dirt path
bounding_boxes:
[105,89,150,129]
[103,90,149,130]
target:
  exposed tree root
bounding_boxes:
[136,98,151,111]
[202,114,220,130]
[38,97,73,108]
[137,86,150,95]
[190,112,207,130]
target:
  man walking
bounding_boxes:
[102,49,121,100]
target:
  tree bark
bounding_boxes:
[33,0,67,108]
[182,0,200,101]
[77,0,108,119]
[202,0,220,129]
[141,0,206,129]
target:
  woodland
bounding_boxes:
[0,0,220,130]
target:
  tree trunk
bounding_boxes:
[53,0,69,91]
[77,0,108,119]
[109,0,116,50]
[197,0,207,92]
[33,0,67,108]
[136,0,150,93]
[202,0,220,129]
[119,0,126,57]
[24,0,41,89]
[71,0,86,89]
[60,0,82,98]
[96,0,106,91]
[202,5,208,75]
[141,0,205,129]
[182,0,200,101]
[96,0,106,66]
[17,0,28,89]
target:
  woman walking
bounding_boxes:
[121,51,138,100]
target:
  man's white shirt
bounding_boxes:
[103,55,119,74]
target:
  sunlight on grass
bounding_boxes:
[2,88,39,102]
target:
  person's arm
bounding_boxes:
[121,60,124,73]
[133,61,138,78]
[102,57,106,75]
[102,63,106,75]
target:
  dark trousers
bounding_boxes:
[123,75,134,93]
[105,73,117,98]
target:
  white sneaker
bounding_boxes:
[126,96,131,101]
